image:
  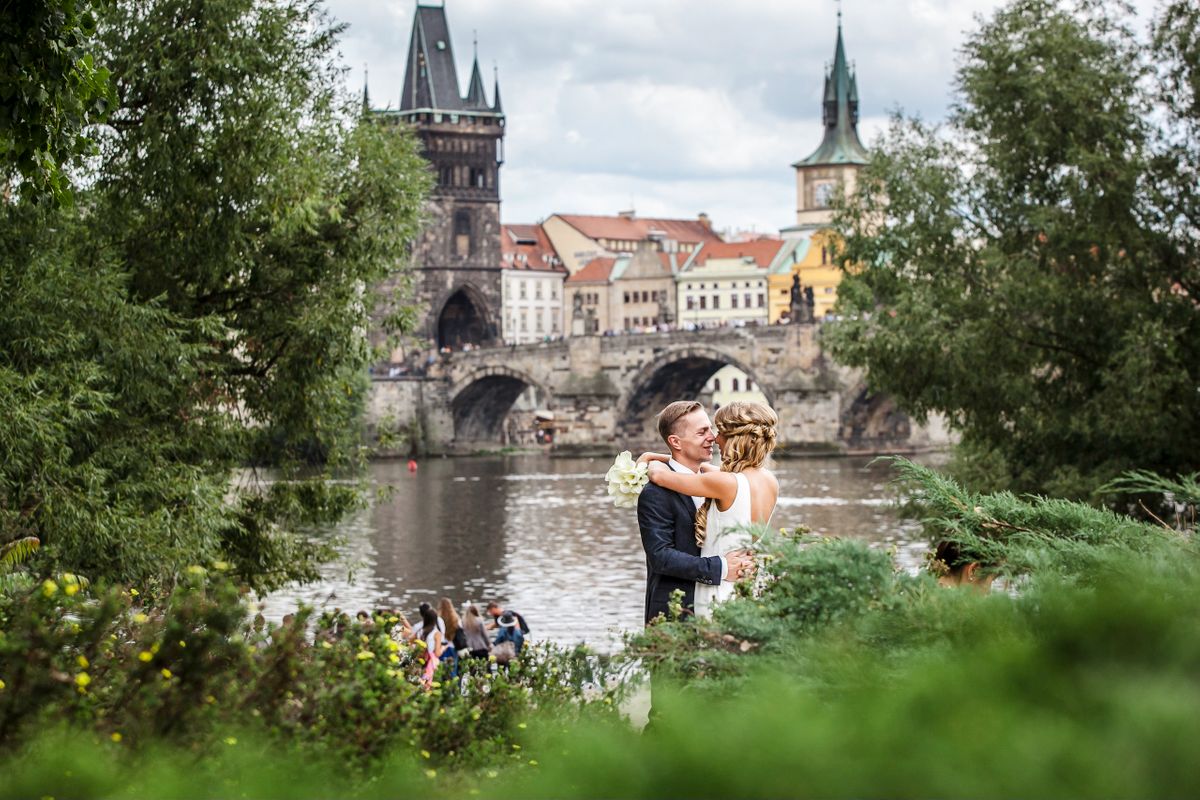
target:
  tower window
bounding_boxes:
[454,210,472,258]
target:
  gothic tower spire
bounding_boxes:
[795,18,869,167]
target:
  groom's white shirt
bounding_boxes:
[668,458,728,581]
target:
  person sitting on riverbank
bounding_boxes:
[485,601,529,635]
[461,604,492,659]
[930,540,997,591]
[493,611,525,661]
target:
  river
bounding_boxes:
[263,453,938,652]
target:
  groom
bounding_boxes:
[637,400,754,624]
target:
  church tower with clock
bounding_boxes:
[785,14,869,233]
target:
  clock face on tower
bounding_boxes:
[813,180,836,208]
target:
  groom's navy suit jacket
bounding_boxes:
[637,475,724,625]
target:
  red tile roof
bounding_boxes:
[501,224,567,272]
[566,256,616,283]
[691,238,787,269]
[554,213,722,246]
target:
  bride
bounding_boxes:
[639,401,779,617]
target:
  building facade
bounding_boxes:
[676,239,798,328]
[500,224,567,344]
[542,211,722,276]
[373,4,505,352]
[767,230,844,323]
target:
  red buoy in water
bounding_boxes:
[407,459,418,473]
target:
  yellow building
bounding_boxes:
[767,229,844,323]
[676,238,796,328]
[777,18,868,321]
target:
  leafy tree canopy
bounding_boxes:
[828,0,1200,499]
[0,0,114,203]
[1,0,430,591]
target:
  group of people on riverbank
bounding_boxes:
[346,598,530,688]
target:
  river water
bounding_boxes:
[263,454,937,652]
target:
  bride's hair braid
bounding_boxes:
[694,401,778,547]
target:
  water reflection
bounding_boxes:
[262,454,941,652]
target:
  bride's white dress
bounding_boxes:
[694,472,759,619]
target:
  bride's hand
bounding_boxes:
[636,452,669,465]
[646,461,669,484]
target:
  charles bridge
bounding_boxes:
[367,324,949,455]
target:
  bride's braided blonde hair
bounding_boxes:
[694,401,778,547]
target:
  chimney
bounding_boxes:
[698,212,712,230]
[617,209,636,219]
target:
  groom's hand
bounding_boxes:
[725,549,755,582]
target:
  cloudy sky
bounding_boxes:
[325,0,1159,235]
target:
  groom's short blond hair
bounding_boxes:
[656,401,703,444]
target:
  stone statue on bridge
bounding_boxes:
[789,273,816,324]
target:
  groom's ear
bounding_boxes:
[665,434,682,454]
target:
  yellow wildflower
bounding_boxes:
[110,732,122,743]
[64,584,79,597]
[185,565,206,577]
[517,722,527,729]
[420,750,431,759]
[386,640,400,652]
[129,589,139,597]
[0,679,6,690]
[178,641,186,648]
[160,668,172,680]
[133,613,149,624]
[486,770,498,779]
[205,695,216,704]
[512,744,521,751]
[356,651,375,661]
[74,672,91,688]
[138,651,153,662]
[76,655,89,669]
[320,640,332,649]
[424,769,437,779]
[212,560,229,571]
[529,760,539,766]
[224,737,237,746]
[388,654,400,664]
[41,579,57,597]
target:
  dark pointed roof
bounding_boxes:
[465,56,489,109]
[492,65,502,113]
[400,4,464,111]
[795,20,869,167]
[361,68,370,115]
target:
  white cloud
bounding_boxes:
[327,0,1162,232]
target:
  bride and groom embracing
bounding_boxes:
[635,399,779,624]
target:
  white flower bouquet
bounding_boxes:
[605,450,649,509]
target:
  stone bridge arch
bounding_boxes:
[837,380,911,451]
[449,364,549,445]
[618,345,778,441]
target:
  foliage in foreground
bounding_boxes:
[827,0,1200,500]
[0,570,624,773]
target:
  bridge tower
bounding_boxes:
[391,3,505,350]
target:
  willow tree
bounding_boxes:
[828,0,1200,498]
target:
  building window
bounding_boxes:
[825,287,834,294]
[732,378,740,391]
[713,378,721,391]
[520,311,528,332]
[641,291,649,303]
[519,282,527,300]
[757,294,764,308]
[687,296,695,310]
[745,293,752,308]
[731,294,738,309]
[536,311,544,332]
[747,379,754,391]
[552,315,559,333]
[535,283,543,300]
[454,210,472,257]
[551,284,558,300]
[699,296,707,310]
